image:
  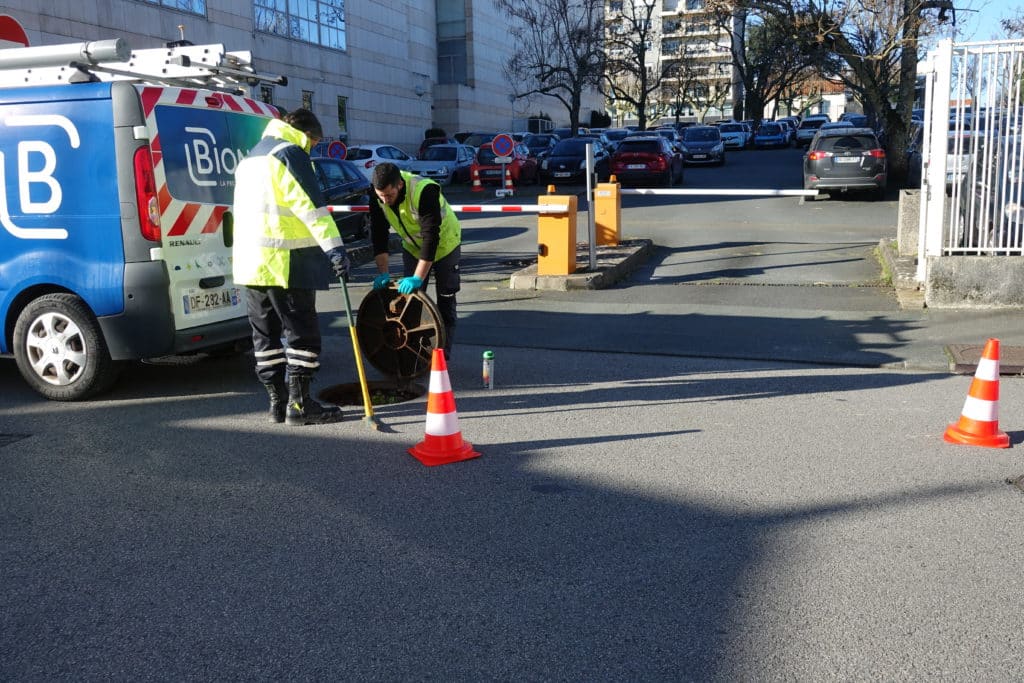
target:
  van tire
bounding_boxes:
[13,293,121,401]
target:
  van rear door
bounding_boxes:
[141,87,276,333]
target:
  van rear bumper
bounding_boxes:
[98,261,250,359]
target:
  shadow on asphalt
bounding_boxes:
[0,351,979,679]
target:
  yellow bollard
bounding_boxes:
[594,176,621,246]
[537,190,578,275]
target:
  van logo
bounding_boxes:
[0,114,76,240]
[184,126,243,187]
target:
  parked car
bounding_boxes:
[602,127,632,148]
[946,131,981,195]
[472,141,539,186]
[802,126,887,199]
[522,133,559,159]
[457,131,503,149]
[753,122,788,148]
[539,137,611,184]
[417,135,457,159]
[551,126,590,140]
[609,136,684,186]
[346,143,414,180]
[311,157,372,240]
[408,143,475,185]
[679,126,726,165]
[794,117,829,147]
[956,135,1024,250]
[719,122,752,149]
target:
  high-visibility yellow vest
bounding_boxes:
[379,171,460,261]
[232,118,344,288]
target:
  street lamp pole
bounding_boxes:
[507,93,516,132]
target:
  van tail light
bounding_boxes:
[133,146,161,242]
[807,151,831,161]
[865,148,886,158]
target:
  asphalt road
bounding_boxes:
[3,144,1023,681]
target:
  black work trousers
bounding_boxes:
[244,286,323,383]
[402,245,460,356]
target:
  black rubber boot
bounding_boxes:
[286,375,343,426]
[263,379,287,424]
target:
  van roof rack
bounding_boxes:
[0,38,287,94]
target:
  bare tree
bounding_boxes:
[1003,9,1024,37]
[603,0,678,129]
[495,0,606,133]
[717,0,958,184]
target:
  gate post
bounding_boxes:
[594,177,622,246]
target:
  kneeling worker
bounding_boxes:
[232,108,350,425]
[368,162,462,359]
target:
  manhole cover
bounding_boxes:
[356,288,446,381]
[947,344,1024,375]
[319,380,425,407]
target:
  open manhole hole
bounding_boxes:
[319,380,425,407]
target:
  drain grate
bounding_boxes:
[1005,476,1024,495]
[947,344,1024,375]
[0,434,30,449]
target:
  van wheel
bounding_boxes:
[13,294,121,401]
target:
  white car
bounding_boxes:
[346,143,414,180]
[718,122,752,149]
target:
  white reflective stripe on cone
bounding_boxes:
[429,369,452,394]
[961,395,998,422]
[975,357,1000,381]
[425,410,460,437]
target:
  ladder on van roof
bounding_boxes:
[0,38,286,95]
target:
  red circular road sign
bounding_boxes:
[491,133,514,157]
[0,15,30,46]
[328,140,347,160]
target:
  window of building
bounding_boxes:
[685,0,705,9]
[437,0,468,85]
[259,85,274,105]
[139,0,206,14]
[302,90,313,110]
[254,0,346,51]
[337,95,348,139]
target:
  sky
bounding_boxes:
[950,0,1020,41]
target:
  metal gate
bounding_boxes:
[917,38,1024,278]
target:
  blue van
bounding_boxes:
[0,41,280,399]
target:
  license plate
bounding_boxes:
[835,157,860,164]
[554,172,571,178]
[627,164,646,170]
[183,287,239,314]
[693,154,707,159]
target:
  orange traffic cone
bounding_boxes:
[471,166,482,192]
[944,338,1010,448]
[503,165,515,193]
[408,349,481,466]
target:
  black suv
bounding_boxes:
[802,127,887,199]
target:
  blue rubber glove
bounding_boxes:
[397,275,423,295]
[372,273,392,290]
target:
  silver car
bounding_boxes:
[407,144,475,185]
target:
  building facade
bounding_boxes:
[2,1,600,152]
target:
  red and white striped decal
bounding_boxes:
[327,204,571,214]
[140,86,277,238]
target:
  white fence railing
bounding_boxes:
[918,38,1024,279]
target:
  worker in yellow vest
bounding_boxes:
[232,109,350,425]
[367,162,462,359]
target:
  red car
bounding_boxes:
[609,135,684,186]
[471,142,539,186]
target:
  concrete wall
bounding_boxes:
[926,256,1024,308]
